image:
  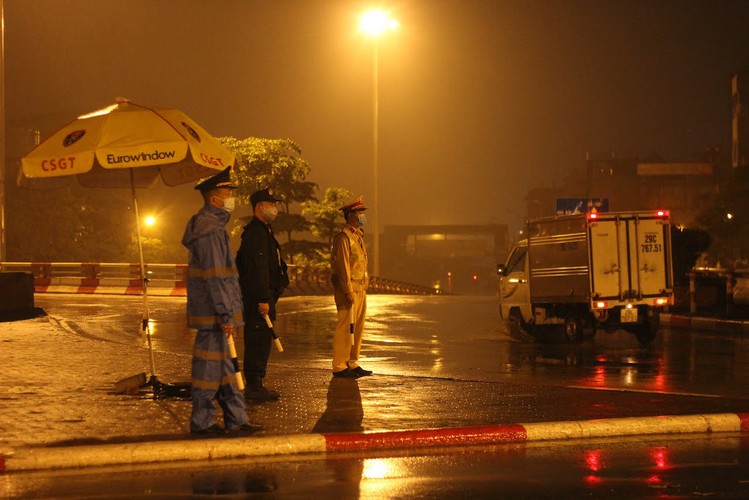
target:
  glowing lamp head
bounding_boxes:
[359,9,399,36]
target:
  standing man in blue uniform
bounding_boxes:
[236,188,289,401]
[182,167,261,434]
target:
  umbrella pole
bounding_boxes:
[129,170,158,388]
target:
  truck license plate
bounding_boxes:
[621,307,638,323]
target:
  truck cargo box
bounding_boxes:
[527,211,673,307]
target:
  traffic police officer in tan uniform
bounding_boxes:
[330,195,373,378]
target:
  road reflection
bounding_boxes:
[191,469,278,495]
[36,294,749,398]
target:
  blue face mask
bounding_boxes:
[357,213,367,226]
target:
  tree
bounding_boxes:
[300,187,353,266]
[695,169,749,268]
[219,136,319,263]
[6,182,133,262]
[219,136,316,209]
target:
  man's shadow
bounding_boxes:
[311,378,365,496]
[311,377,363,433]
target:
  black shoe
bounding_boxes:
[245,385,280,401]
[232,422,263,433]
[332,368,358,378]
[191,424,225,435]
[350,366,373,377]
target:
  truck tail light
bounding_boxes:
[654,297,670,306]
[587,212,598,220]
[593,300,607,309]
[655,209,669,218]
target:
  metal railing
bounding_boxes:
[0,262,445,296]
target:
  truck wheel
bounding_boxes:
[507,309,534,341]
[634,324,657,344]
[581,314,597,338]
[563,315,584,343]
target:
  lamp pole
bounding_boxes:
[0,0,6,265]
[371,38,380,276]
[360,9,397,278]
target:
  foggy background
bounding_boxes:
[4,0,749,244]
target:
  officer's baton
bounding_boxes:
[264,315,284,353]
[349,306,355,346]
[226,333,245,391]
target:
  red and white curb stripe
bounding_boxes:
[2,413,748,473]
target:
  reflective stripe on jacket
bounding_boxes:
[182,204,244,329]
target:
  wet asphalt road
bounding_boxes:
[39,293,749,399]
[15,293,749,498]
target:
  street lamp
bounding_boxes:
[359,8,398,277]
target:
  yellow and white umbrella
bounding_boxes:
[19,98,235,397]
[20,98,233,188]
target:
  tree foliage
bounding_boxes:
[218,136,317,208]
[219,136,324,264]
[695,170,749,267]
[219,136,317,224]
[302,188,352,244]
[6,183,134,262]
[299,187,352,266]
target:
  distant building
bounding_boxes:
[525,157,721,228]
[381,224,510,294]
[733,72,749,169]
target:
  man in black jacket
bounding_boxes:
[236,188,289,401]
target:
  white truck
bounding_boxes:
[497,210,674,343]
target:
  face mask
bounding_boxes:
[221,196,235,213]
[357,213,367,226]
[262,205,279,222]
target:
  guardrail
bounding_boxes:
[0,262,444,297]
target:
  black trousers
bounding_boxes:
[242,298,276,380]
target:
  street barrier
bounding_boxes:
[0,262,187,296]
[0,262,444,297]
[681,268,749,318]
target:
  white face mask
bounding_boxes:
[357,213,367,226]
[221,196,235,213]
[262,205,279,222]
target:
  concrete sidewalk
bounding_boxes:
[1,313,748,472]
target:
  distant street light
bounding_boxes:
[359,8,398,277]
[144,215,156,227]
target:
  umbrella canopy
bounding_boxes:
[20,98,234,188]
[17,99,237,394]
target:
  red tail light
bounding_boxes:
[593,301,607,309]
[655,210,669,218]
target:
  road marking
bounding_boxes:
[565,384,745,399]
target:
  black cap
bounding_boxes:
[250,188,282,207]
[194,167,237,194]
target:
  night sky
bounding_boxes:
[5,0,749,234]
